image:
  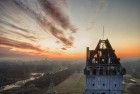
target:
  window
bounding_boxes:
[93,84,94,86]
[115,84,117,87]
[92,93,94,94]
[103,83,105,86]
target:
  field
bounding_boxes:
[55,73,85,94]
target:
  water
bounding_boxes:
[0,72,44,91]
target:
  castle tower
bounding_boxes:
[84,39,126,94]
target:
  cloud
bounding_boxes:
[39,0,76,32]
[41,21,73,47]
[61,47,67,50]
[0,37,42,51]
[10,31,37,41]
[0,0,77,60]
[0,19,31,33]
[0,46,27,57]
[13,0,74,47]
[0,46,45,61]
[0,26,37,42]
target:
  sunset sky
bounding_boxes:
[0,0,140,61]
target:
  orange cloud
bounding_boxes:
[1,44,85,60]
[0,37,42,51]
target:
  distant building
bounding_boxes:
[84,39,126,94]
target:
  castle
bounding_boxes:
[84,39,126,94]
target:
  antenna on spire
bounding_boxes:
[102,26,105,40]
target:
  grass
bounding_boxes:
[54,73,85,94]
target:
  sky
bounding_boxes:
[0,0,140,61]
